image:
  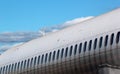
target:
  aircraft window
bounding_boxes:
[2,67,3,73]
[37,56,40,65]
[30,58,33,67]
[0,67,3,74]
[17,62,20,70]
[84,42,87,52]
[3,66,5,74]
[0,67,2,73]
[4,66,6,73]
[24,60,26,69]
[1,67,3,74]
[0,67,2,74]
[74,44,78,55]
[11,64,14,72]
[20,61,23,71]
[45,53,48,63]
[5,65,8,73]
[11,64,13,73]
[79,43,82,53]
[61,48,64,58]
[2,67,4,74]
[34,57,37,66]
[49,52,52,62]
[53,51,56,61]
[99,37,103,48]
[3,66,6,74]
[41,54,44,64]
[6,66,8,73]
[88,40,92,51]
[3,66,5,73]
[5,66,7,73]
[105,35,108,46]
[70,46,73,56]
[14,63,17,72]
[27,59,30,68]
[65,47,68,57]
[110,33,114,45]
[1,67,2,73]
[2,67,4,73]
[57,50,60,60]
[8,64,11,73]
[116,32,120,44]
[0,68,1,73]
[1,67,2,74]
[94,38,97,49]
[4,66,7,74]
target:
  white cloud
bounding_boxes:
[39,16,94,34]
[0,32,41,43]
[0,16,94,54]
[0,32,41,54]
[0,45,11,52]
[0,43,23,54]
[63,16,93,27]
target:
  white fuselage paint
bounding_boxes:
[0,8,120,74]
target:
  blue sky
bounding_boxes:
[0,0,120,32]
[0,0,120,53]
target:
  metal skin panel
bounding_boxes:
[1,46,120,74]
[0,9,120,74]
[0,32,120,74]
[3,30,119,74]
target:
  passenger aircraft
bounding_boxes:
[0,8,120,74]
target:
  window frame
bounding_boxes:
[27,59,30,68]
[52,51,56,61]
[37,56,40,65]
[88,40,92,51]
[79,43,82,53]
[74,44,77,55]
[20,61,23,71]
[41,54,44,64]
[45,53,48,63]
[57,50,60,60]
[94,38,97,49]
[61,48,64,58]
[49,52,52,62]
[69,46,73,56]
[5,65,8,73]
[65,47,68,57]
[24,60,26,69]
[14,63,17,72]
[116,32,120,44]
[104,35,108,47]
[110,33,114,45]
[34,57,37,66]
[83,42,87,52]
[99,37,103,48]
